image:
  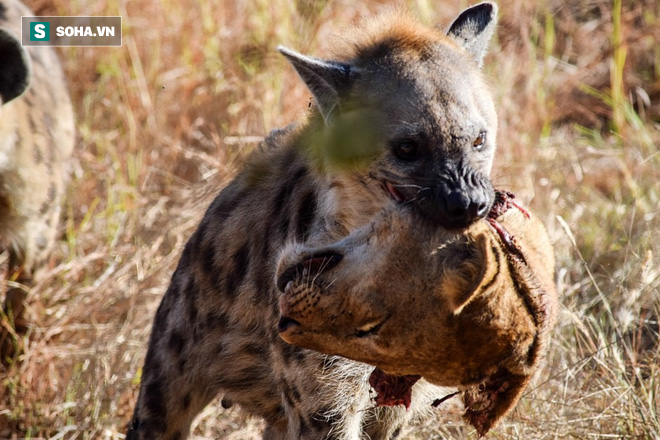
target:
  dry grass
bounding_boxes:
[1,0,658,438]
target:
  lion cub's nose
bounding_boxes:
[276,251,343,292]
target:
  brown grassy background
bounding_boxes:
[1,0,659,438]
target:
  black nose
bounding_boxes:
[422,187,491,230]
[444,190,490,224]
[414,167,494,229]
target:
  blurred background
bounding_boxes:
[1,0,658,438]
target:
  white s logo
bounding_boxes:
[35,23,46,39]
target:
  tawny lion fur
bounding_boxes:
[277,202,558,435]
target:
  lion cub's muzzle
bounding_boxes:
[276,250,344,337]
[276,241,392,347]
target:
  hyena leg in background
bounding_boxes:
[0,258,31,361]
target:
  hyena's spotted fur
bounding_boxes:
[0,0,75,356]
[129,4,499,439]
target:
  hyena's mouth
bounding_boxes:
[383,181,406,203]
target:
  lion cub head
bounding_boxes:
[275,201,558,435]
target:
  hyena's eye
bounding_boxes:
[472,131,487,151]
[392,140,420,161]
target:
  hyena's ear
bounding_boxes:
[446,2,498,67]
[278,46,353,125]
[0,28,31,104]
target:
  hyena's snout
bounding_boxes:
[420,167,494,229]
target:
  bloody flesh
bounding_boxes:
[368,368,421,409]
[487,190,530,263]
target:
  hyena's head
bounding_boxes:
[281,3,499,229]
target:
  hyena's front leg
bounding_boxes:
[127,277,219,440]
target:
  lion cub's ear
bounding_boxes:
[463,370,531,436]
[442,234,499,315]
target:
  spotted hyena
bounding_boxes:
[129,3,501,439]
[0,0,75,357]
[276,192,558,436]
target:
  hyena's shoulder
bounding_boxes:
[180,129,319,300]
[0,0,75,273]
